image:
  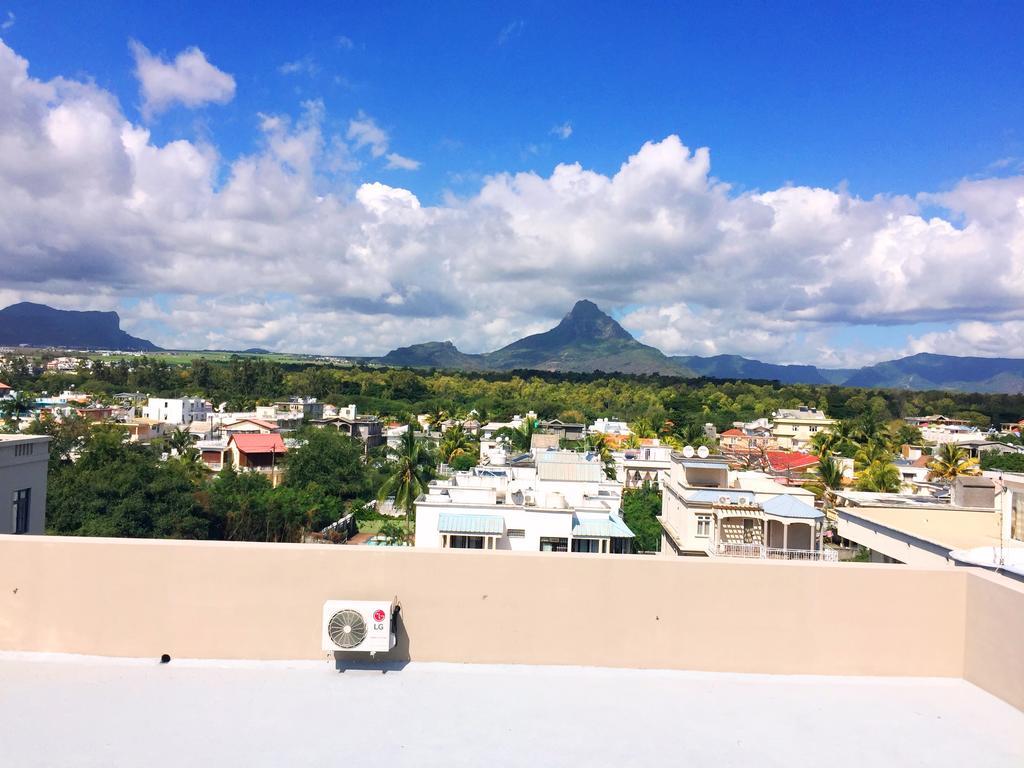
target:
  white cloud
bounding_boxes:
[1,39,1024,364]
[385,152,421,171]
[336,35,354,50]
[346,111,389,157]
[2,11,14,30]
[497,20,525,46]
[278,56,317,76]
[551,122,572,139]
[130,40,236,118]
[346,111,419,170]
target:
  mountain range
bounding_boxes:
[377,300,1024,394]
[0,302,159,352]
[2,300,1023,394]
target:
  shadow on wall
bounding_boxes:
[332,608,411,673]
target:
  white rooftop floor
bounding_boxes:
[2,653,1022,767]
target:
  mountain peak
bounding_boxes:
[555,299,633,342]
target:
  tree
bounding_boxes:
[379,519,407,545]
[283,427,368,502]
[495,420,536,453]
[855,462,902,493]
[584,433,617,480]
[853,439,901,493]
[629,418,656,439]
[47,424,213,539]
[0,390,34,431]
[167,427,194,456]
[438,423,475,465]
[891,423,923,448]
[814,454,845,490]
[377,427,435,540]
[928,443,980,481]
[620,483,662,553]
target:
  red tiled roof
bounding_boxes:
[765,451,819,472]
[0,381,11,390]
[230,433,286,454]
[721,428,743,436]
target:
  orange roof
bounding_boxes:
[0,381,10,389]
[721,428,743,436]
[229,433,286,454]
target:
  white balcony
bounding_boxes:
[713,542,839,562]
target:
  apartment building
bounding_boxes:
[141,397,211,425]
[312,404,384,450]
[771,406,835,451]
[613,442,673,489]
[415,450,634,553]
[0,434,50,535]
[660,453,833,560]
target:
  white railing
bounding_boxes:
[714,543,838,562]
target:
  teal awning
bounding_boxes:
[438,513,505,535]
[573,516,635,538]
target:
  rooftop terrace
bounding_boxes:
[3,654,1022,767]
[2,534,1023,764]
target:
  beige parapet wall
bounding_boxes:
[0,535,1020,710]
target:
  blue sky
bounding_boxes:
[1,1,1023,363]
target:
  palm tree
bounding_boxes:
[0,391,34,431]
[621,433,642,449]
[167,427,193,456]
[378,427,435,541]
[928,443,980,482]
[855,461,902,493]
[810,429,839,458]
[495,420,535,453]
[814,453,845,490]
[853,439,892,473]
[585,434,617,480]
[426,409,449,433]
[438,423,475,464]
[851,438,901,493]
[629,418,656,439]
[673,422,714,449]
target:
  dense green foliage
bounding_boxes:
[621,484,663,553]
[980,451,1024,473]
[44,422,370,542]
[6,354,1021,434]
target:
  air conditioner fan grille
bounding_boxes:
[327,609,367,649]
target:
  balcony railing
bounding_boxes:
[714,542,838,562]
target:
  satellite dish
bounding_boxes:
[682,445,695,458]
[697,445,710,459]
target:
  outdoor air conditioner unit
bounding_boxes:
[322,600,398,656]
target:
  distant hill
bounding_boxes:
[376,301,1024,394]
[674,354,832,385]
[378,300,691,375]
[0,302,159,351]
[380,340,487,370]
[843,353,1024,393]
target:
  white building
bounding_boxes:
[142,397,211,425]
[0,434,50,535]
[660,453,834,560]
[415,450,634,553]
[589,418,631,437]
[770,406,835,451]
[613,442,673,489]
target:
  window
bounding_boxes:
[809,426,819,433]
[448,535,484,549]
[507,528,526,538]
[539,537,568,553]
[571,538,601,553]
[695,514,711,538]
[12,488,30,534]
